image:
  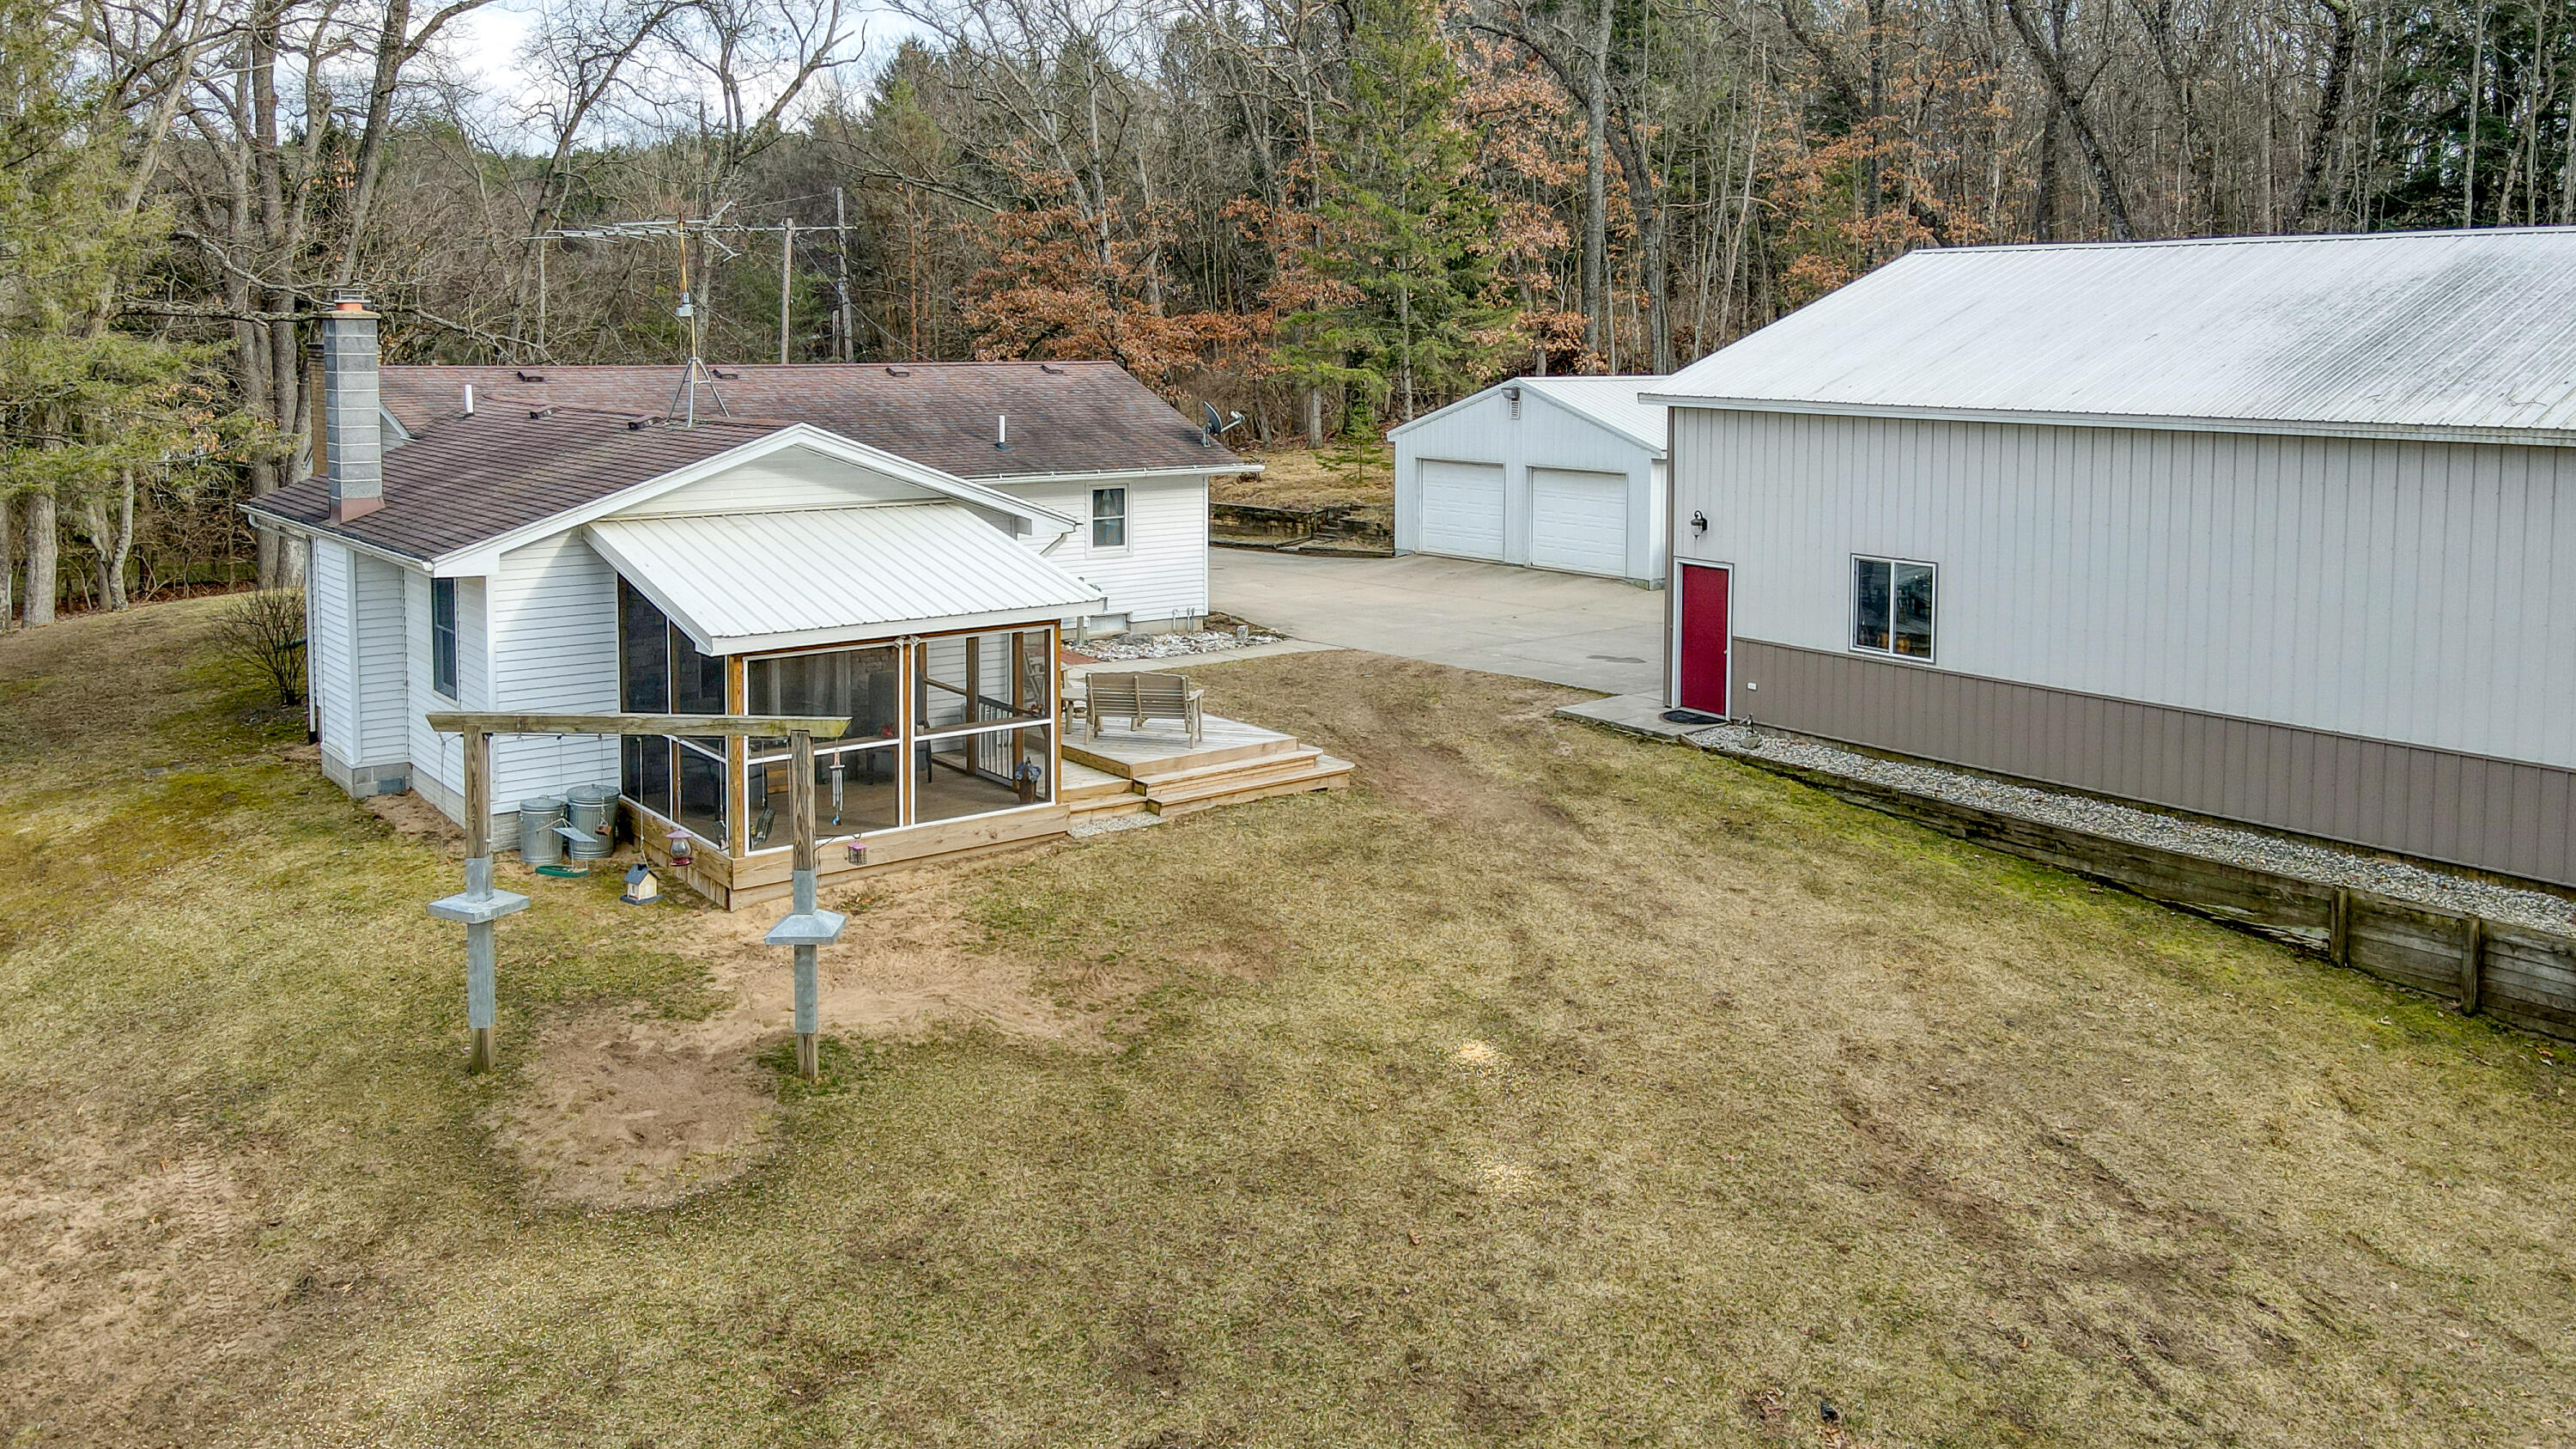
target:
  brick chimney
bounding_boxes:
[319,290,384,523]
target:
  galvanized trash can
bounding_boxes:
[564,784,617,861]
[518,796,568,868]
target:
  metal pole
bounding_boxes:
[762,729,841,1083]
[428,725,527,1073]
[791,729,818,1080]
[464,727,494,1072]
[780,218,795,365]
[536,239,547,353]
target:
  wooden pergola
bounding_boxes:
[426,711,852,1077]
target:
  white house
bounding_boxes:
[1650,227,2576,889]
[369,358,1245,637]
[246,295,1261,906]
[1389,374,1669,584]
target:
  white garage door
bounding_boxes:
[1416,460,1506,561]
[1529,468,1629,577]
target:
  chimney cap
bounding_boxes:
[325,287,380,319]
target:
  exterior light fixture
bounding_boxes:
[1691,510,1709,534]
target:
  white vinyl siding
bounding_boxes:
[308,539,358,760]
[405,569,489,812]
[488,532,623,808]
[349,553,409,765]
[1671,406,2576,770]
[615,448,953,516]
[1528,467,1628,576]
[1006,473,1208,624]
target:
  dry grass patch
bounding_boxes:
[3,601,2574,1446]
[1218,439,1393,524]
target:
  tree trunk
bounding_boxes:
[1304,386,1324,447]
[2282,0,2358,231]
[0,492,13,629]
[106,472,135,611]
[25,490,58,628]
[2002,0,2136,239]
[1583,0,1612,358]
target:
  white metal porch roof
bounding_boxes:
[586,502,1107,654]
[1649,226,2576,446]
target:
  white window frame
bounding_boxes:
[429,575,459,700]
[1849,553,1937,665]
[1091,486,1129,551]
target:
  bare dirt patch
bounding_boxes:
[492,1010,780,1211]
[358,788,464,847]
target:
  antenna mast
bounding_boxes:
[665,211,730,427]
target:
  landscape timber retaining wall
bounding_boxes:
[1732,752,2576,1044]
[1211,502,1394,551]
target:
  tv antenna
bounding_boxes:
[666,210,731,427]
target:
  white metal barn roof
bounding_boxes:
[587,502,1107,654]
[1517,376,1671,454]
[1389,374,1670,454]
[1649,227,2576,446]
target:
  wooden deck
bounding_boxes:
[1066,713,1352,819]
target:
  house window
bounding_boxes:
[1091,486,1127,549]
[430,577,459,699]
[1852,556,1935,661]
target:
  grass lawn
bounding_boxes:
[1216,441,1392,527]
[4,596,2574,1447]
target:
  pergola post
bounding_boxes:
[421,711,851,1076]
[763,728,846,1083]
[428,725,530,1073]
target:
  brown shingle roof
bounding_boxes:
[379,361,1242,479]
[249,408,785,562]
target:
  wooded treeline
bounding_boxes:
[4,0,2573,624]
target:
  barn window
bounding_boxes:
[1852,556,1935,661]
[1091,487,1127,549]
[430,577,459,699]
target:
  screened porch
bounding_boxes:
[614,577,1064,867]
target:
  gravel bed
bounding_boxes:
[1686,724,2576,937]
[1066,812,1166,839]
[1071,629,1285,661]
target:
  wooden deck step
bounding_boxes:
[1061,759,1141,802]
[1070,790,1151,819]
[1147,754,1354,816]
[1133,744,1326,794]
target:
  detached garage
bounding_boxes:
[1391,376,1668,584]
[1654,228,2576,890]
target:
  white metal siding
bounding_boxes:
[1529,468,1629,576]
[1393,386,1666,580]
[1670,407,2576,769]
[308,539,358,760]
[349,554,409,766]
[1415,460,1508,560]
[1009,474,1209,624]
[489,533,623,808]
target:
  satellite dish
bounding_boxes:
[1201,401,1224,432]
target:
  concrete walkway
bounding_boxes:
[1210,550,1664,694]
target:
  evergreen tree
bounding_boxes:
[1,0,223,624]
[1282,0,1512,428]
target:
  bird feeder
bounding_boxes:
[621,863,661,904]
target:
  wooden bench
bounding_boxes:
[1082,671,1205,746]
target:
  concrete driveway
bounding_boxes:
[1209,550,1665,694]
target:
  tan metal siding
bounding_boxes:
[1732,638,2576,887]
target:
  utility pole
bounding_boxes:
[536,238,547,353]
[834,186,854,362]
[779,218,796,364]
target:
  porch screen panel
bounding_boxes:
[675,739,727,845]
[748,742,898,848]
[746,646,900,755]
[917,722,1053,825]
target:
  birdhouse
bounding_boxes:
[621,863,660,905]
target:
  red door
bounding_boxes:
[1677,563,1730,715]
